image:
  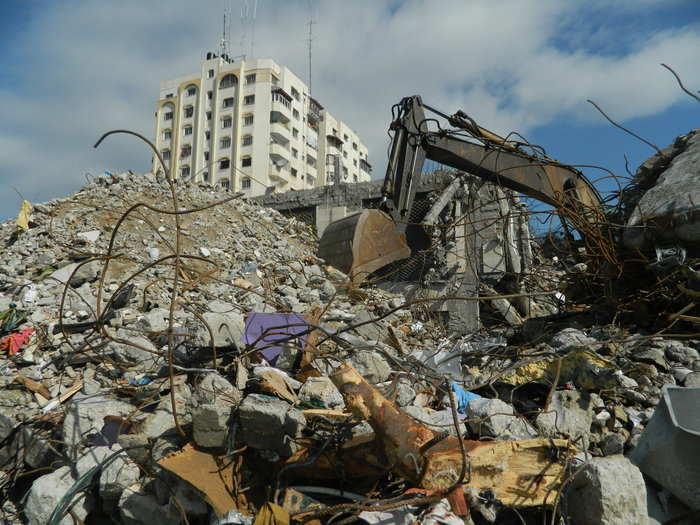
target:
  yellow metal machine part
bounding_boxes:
[317,209,411,284]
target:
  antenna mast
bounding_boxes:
[307,1,315,94]
[219,1,231,57]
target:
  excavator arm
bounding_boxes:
[319,95,603,282]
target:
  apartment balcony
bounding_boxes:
[269,143,289,166]
[269,162,289,182]
[270,110,290,125]
[327,134,343,148]
[270,123,290,146]
[271,99,292,117]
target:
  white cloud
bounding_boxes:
[1,0,699,217]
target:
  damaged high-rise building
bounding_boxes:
[152,54,371,195]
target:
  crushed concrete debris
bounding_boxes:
[3,126,700,525]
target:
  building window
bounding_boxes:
[183,125,193,136]
[291,87,300,101]
[165,93,174,98]
[292,148,298,159]
[242,135,253,146]
[241,156,252,167]
[271,74,279,86]
[307,175,315,186]
[291,168,297,178]
[208,69,215,78]
[219,74,237,89]
[186,85,196,97]
[244,95,255,105]
[206,111,211,121]
[164,111,173,121]
[180,145,191,158]
[343,150,348,158]
[221,179,230,190]
[207,91,213,100]
[181,165,190,177]
[292,128,299,139]
[244,114,254,126]
[222,117,232,129]
[242,178,251,189]
[202,171,209,182]
[219,158,230,169]
[352,142,358,151]
[184,106,194,118]
[245,73,256,84]
[161,149,170,161]
[220,136,231,148]
[292,109,299,120]
[223,97,234,108]
[344,134,348,141]
[204,151,210,161]
[343,166,348,176]
[306,154,316,167]
[353,174,358,183]
[353,159,357,167]
[205,130,211,140]
[162,130,172,141]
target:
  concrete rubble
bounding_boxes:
[1,131,700,525]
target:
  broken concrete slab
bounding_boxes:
[566,456,647,525]
[238,394,306,458]
[466,397,537,440]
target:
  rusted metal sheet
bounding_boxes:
[329,363,575,507]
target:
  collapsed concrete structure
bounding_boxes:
[255,171,534,332]
[3,127,700,525]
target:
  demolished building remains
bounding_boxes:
[1,116,700,525]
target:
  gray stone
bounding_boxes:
[624,130,700,249]
[192,403,232,447]
[24,466,90,525]
[633,346,668,371]
[136,307,170,333]
[192,311,245,348]
[566,456,647,525]
[49,260,101,287]
[119,483,182,525]
[76,444,140,501]
[600,432,626,456]
[194,373,241,405]
[466,398,537,440]
[404,406,462,436]
[664,342,700,366]
[350,310,385,341]
[318,279,337,301]
[683,371,700,387]
[0,413,54,470]
[238,394,306,458]
[346,350,391,384]
[63,394,135,451]
[298,376,345,410]
[107,331,162,370]
[536,390,593,447]
[550,328,596,351]
[672,367,693,383]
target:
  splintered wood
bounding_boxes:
[329,363,575,508]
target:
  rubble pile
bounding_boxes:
[0,165,698,525]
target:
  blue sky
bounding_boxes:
[1,1,699,220]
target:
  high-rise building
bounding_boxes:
[152,54,371,195]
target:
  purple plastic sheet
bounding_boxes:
[243,313,309,365]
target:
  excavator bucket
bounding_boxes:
[317,209,411,284]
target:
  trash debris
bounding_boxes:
[4,120,700,524]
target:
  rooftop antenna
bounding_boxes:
[219,1,232,57]
[307,0,315,95]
